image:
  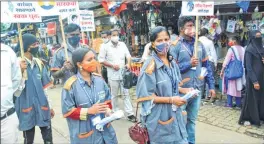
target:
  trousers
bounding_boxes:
[23,124,53,144]
[109,80,134,116]
[1,113,19,144]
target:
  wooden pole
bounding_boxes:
[59,15,69,61]
[194,15,199,58]
[82,31,85,45]
[17,23,28,80]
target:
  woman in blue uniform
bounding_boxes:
[15,34,54,144]
[61,48,117,144]
[136,26,189,144]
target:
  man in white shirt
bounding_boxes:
[99,29,136,122]
[199,28,217,100]
[1,43,26,144]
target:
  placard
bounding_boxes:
[79,10,95,31]
[1,2,42,23]
[68,14,80,25]
[226,20,236,33]
[182,1,214,16]
[36,1,79,16]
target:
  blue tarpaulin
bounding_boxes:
[236,1,250,12]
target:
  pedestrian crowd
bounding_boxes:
[1,16,264,144]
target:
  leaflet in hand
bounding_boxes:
[182,89,200,100]
[95,110,124,131]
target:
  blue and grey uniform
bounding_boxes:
[61,73,117,144]
[169,36,215,144]
[136,52,188,144]
[15,58,52,131]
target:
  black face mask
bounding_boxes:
[29,47,39,55]
[68,36,80,47]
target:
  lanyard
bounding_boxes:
[182,42,193,57]
[77,75,97,105]
[164,66,177,93]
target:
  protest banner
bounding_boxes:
[1,2,42,23]
[182,1,214,58]
[79,10,95,32]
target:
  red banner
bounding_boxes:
[47,22,56,36]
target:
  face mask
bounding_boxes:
[184,27,195,37]
[111,36,119,43]
[155,42,170,54]
[68,35,80,46]
[29,47,39,55]
[82,60,98,73]
[228,41,234,47]
[102,38,109,44]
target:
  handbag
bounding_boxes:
[128,103,149,144]
[123,68,133,89]
[224,47,244,80]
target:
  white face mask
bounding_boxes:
[102,38,109,44]
[111,36,119,43]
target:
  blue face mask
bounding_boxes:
[68,35,80,47]
[155,42,169,54]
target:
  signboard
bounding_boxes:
[36,1,79,16]
[47,22,56,36]
[1,2,42,23]
[181,1,214,16]
[39,28,47,38]
[79,10,95,31]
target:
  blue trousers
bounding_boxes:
[227,95,241,107]
[181,93,201,144]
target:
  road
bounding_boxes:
[18,85,263,144]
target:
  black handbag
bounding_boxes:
[123,68,133,89]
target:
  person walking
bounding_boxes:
[99,29,137,122]
[61,48,117,144]
[15,34,54,144]
[170,16,216,144]
[1,43,26,144]
[220,36,245,108]
[239,30,264,126]
[199,28,218,100]
[136,26,188,143]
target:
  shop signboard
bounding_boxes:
[47,22,56,36]
[1,2,42,23]
[79,10,95,31]
[181,1,214,16]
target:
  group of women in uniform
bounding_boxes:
[62,26,190,144]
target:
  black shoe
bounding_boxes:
[127,115,137,123]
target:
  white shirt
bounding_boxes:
[199,36,218,67]
[98,41,131,80]
[1,44,24,117]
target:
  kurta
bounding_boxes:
[239,51,264,126]
[15,58,52,131]
[62,73,117,144]
[222,46,245,97]
[136,52,187,144]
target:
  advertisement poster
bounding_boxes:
[182,1,214,16]
[226,20,236,33]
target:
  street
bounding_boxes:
[18,85,263,144]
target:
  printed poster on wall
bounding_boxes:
[226,20,236,33]
[182,1,214,16]
[1,2,42,23]
[79,10,95,31]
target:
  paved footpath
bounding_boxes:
[18,86,263,144]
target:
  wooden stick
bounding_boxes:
[194,15,199,58]
[17,23,28,80]
[59,15,69,61]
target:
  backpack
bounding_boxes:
[224,47,243,80]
